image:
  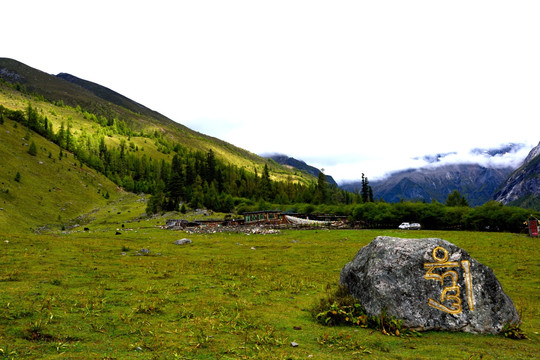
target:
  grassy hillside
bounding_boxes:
[0,58,315,184]
[0,58,323,232]
[0,116,121,232]
[0,226,537,359]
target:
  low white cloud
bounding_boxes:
[330,143,535,184]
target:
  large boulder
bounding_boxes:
[340,236,520,334]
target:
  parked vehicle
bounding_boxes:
[398,222,421,230]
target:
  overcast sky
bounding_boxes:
[3,1,539,182]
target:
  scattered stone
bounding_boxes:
[340,236,520,334]
[250,247,256,250]
[140,248,151,254]
[174,238,192,245]
[290,341,299,347]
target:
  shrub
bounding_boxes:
[27,141,37,156]
[312,284,418,337]
[311,284,368,327]
[501,322,528,340]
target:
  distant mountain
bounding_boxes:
[341,164,514,206]
[340,143,534,206]
[266,154,338,186]
[494,142,540,210]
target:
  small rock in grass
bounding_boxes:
[174,238,192,245]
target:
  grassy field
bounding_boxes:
[0,222,538,359]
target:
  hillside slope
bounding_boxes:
[0,116,120,232]
[494,142,540,210]
[0,58,312,184]
[266,154,338,186]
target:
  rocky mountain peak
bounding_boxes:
[494,142,540,208]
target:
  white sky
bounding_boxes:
[2,1,539,182]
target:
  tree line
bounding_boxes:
[349,199,538,233]
[0,103,369,215]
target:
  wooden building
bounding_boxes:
[243,210,283,224]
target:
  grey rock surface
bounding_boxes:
[340,236,520,333]
[174,238,192,245]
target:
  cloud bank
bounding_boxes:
[324,143,534,184]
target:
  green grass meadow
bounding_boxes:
[0,225,538,359]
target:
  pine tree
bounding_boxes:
[259,164,273,201]
[314,170,328,204]
[65,123,73,152]
[57,122,65,148]
[361,173,373,203]
[28,141,37,156]
[446,190,469,207]
[14,171,21,182]
[361,173,368,203]
[25,103,38,129]
[190,175,204,209]
[166,154,185,211]
[205,149,217,183]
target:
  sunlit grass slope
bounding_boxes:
[0,116,120,232]
[0,58,316,185]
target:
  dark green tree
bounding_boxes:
[314,170,328,204]
[166,154,185,210]
[25,103,39,129]
[190,175,204,209]
[205,149,217,183]
[361,173,373,203]
[446,190,469,207]
[14,171,21,182]
[146,183,166,214]
[27,141,37,156]
[259,164,273,201]
[57,122,65,148]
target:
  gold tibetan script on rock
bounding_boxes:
[424,246,474,314]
